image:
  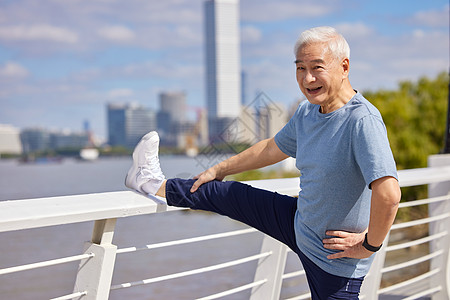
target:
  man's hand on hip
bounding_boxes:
[323,230,373,259]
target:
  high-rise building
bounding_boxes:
[158,91,187,145]
[159,91,186,123]
[107,103,127,147]
[257,102,287,140]
[241,70,247,106]
[107,103,156,148]
[204,0,241,142]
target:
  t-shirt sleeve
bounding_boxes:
[274,109,298,158]
[353,115,398,188]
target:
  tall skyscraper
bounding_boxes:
[204,0,241,142]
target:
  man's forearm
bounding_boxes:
[366,177,401,248]
[215,138,289,178]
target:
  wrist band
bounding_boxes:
[362,233,382,252]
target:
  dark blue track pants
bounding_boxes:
[166,178,364,299]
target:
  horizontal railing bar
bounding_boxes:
[196,279,267,300]
[402,286,442,300]
[0,191,185,233]
[50,291,88,300]
[282,270,306,280]
[398,194,450,208]
[0,166,447,233]
[390,213,450,230]
[0,253,94,275]
[386,231,448,252]
[381,250,443,273]
[377,268,440,294]
[111,251,272,290]
[398,165,450,187]
[284,292,312,300]
[116,228,258,254]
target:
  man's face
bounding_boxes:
[295,42,349,110]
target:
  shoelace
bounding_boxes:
[141,155,165,180]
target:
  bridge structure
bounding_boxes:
[0,154,449,300]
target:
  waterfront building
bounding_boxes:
[20,127,93,153]
[159,91,186,123]
[107,103,127,147]
[204,0,241,142]
[156,111,172,142]
[257,101,287,140]
[49,130,90,150]
[158,91,187,146]
[0,124,22,155]
[20,127,50,153]
[107,103,157,149]
[241,70,247,106]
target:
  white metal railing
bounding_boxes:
[110,229,264,292]
[0,253,95,276]
[0,154,449,299]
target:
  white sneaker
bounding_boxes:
[125,131,165,196]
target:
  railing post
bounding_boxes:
[73,218,118,300]
[250,235,288,300]
[359,233,390,299]
[428,154,450,300]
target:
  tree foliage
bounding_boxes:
[364,72,448,205]
[363,72,449,171]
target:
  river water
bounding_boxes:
[0,156,305,300]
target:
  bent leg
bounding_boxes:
[165,178,299,252]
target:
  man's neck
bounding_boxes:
[320,82,356,114]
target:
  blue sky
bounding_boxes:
[0,0,448,139]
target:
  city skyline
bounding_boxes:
[0,0,448,139]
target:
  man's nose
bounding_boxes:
[304,71,315,83]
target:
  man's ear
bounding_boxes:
[342,58,350,78]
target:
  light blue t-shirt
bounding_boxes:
[274,92,398,278]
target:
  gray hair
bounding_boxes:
[294,26,350,60]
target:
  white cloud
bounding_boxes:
[0,61,29,79]
[117,60,203,80]
[107,88,134,98]
[242,0,335,22]
[0,24,78,43]
[334,22,373,39]
[241,25,262,43]
[97,25,136,43]
[345,28,448,91]
[410,4,449,27]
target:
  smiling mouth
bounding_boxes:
[306,86,322,94]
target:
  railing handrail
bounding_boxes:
[397,165,450,187]
[1,165,450,234]
[0,191,182,233]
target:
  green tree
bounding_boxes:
[363,72,448,171]
[364,72,449,204]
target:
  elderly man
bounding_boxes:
[125,26,401,299]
